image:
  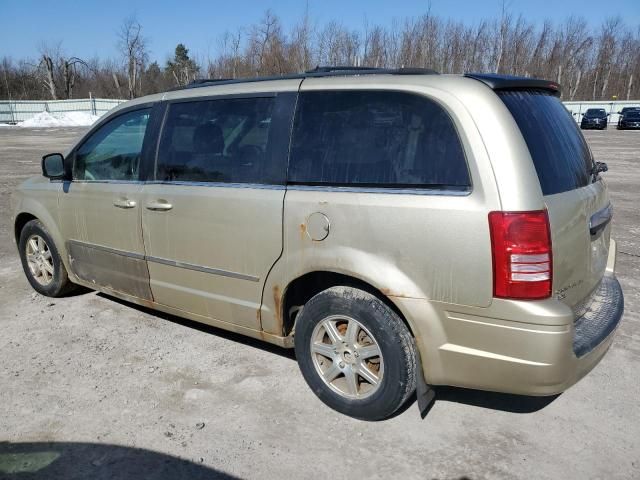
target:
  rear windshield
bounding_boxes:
[585,109,606,116]
[498,90,593,195]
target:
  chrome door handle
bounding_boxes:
[113,198,137,209]
[146,200,173,211]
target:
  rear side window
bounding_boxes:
[498,90,593,195]
[156,97,278,184]
[288,91,470,189]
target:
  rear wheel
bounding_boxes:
[18,219,76,297]
[294,286,417,421]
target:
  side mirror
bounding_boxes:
[42,153,65,179]
[592,161,608,176]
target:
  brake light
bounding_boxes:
[488,210,552,300]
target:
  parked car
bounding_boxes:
[580,108,608,129]
[618,109,640,130]
[12,68,623,420]
[617,106,640,128]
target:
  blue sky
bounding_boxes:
[1,0,638,63]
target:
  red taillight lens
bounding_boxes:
[488,210,552,300]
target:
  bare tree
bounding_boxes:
[492,0,512,73]
[289,2,314,72]
[37,42,63,99]
[117,16,148,99]
[3,10,640,101]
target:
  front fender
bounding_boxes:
[13,179,68,271]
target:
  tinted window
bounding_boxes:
[156,97,277,184]
[585,109,606,117]
[288,91,470,189]
[624,111,640,119]
[74,109,150,181]
[498,90,593,195]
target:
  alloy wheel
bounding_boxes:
[25,234,54,286]
[310,314,384,399]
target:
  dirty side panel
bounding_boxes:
[260,78,503,336]
[68,241,153,300]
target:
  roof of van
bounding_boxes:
[172,68,561,95]
[110,68,562,113]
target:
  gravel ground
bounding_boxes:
[0,126,638,480]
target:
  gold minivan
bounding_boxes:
[12,68,624,420]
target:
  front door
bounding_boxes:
[141,91,297,330]
[58,107,154,299]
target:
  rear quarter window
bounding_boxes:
[498,90,593,195]
[288,90,470,190]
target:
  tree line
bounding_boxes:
[1,9,639,101]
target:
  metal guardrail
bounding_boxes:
[0,98,127,123]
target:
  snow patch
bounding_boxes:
[19,111,99,128]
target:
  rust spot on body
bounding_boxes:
[299,223,307,239]
[273,285,283,329]
[380,287,414,299]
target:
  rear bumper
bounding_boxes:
[573,274,623,358]
[393,239,623,396]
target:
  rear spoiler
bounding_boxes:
[465,73,561,97]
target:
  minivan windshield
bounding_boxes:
[624,111,640,120]
[498,90,594,196]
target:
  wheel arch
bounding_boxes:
[13,201,70,273]
[281,270,413,338]
[14,212,38,244]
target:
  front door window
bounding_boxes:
[74,109,151,181]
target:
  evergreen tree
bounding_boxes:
[167,43,199,86]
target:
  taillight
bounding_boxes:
[488,210,552,300]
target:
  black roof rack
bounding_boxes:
[306,66,386,73]
[464,73,561,96]
[178,66,439,90]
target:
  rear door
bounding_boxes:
[498,90,611,308]
[140,91,297,330]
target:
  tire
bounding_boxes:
[18,219,76,297]
[294,286,417,421]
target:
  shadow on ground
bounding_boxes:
[434,386,559,413]
[0,441,237,479]
[96,292,297,361]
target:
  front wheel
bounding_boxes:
[18,219,76,297]
[294,286,417,421]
